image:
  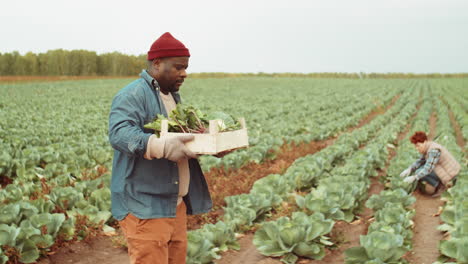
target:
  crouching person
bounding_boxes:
[400,131,461,197]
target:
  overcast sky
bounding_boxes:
[1,0,467,73]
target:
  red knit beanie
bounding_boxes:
[147,32,190,60]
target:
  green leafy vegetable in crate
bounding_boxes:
[144,104,241,136]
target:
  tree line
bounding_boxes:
[1,50,467,78]
[0,50,145,76]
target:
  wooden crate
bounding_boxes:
[160,118,249,155]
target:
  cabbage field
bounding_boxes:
[0,77,467,264]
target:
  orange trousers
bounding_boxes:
[119,202,187,264]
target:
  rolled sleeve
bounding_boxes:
[415,149,441,180]
[410,154,426,173]
[109,91,152,157]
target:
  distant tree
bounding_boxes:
[44,49,67,75]
[0,52,16,75]
[23,52,39,75]
[11,51,28,75]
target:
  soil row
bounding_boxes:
[440,96,466,151]
[404,110,444,264]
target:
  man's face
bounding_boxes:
[154,56,189,94]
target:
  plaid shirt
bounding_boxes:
[410,149,441,180]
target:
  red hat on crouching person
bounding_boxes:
[147,32,190,60]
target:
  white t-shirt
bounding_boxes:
[159,91,190,205]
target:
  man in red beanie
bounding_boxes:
[108,32,212,264]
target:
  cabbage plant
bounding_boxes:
[198,221,240,252]
[223,192,280,231]
[295,181,360,222]
[186,230,220,264]
[344,232,408,264]
[439,237,468,263]
[365,188,416,211]
[253,212,334,264]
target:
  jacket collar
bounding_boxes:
[140,70,181,104]
[140,70,158,89]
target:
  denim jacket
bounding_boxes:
[108,70,212,220]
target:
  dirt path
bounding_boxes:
[447,107,466,152]
[405,192,445,264]
[406,110,445,264]
[348,94,400,132]
[440,96,466,152]
[215,234,281,264]
[37,236,129,264]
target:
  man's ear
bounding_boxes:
[152,58,161,71]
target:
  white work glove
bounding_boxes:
[163,135,197,162]
[399,167,412,178]
[145,135,165,160]
[145,134,197,162]
[403,175,417,184]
